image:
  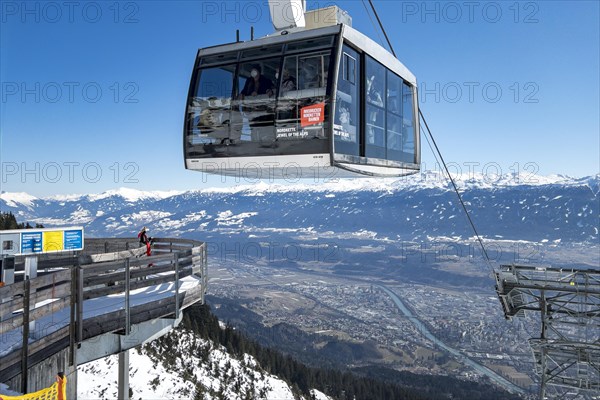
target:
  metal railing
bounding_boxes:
[0,238,207,388]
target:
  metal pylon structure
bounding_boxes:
[495,264,600,399]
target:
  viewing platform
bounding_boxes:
[0,237,208,397]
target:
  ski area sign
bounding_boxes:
[0,227,84,256]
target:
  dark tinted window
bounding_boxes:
[200,52,238,66]
[186,38,335,160]
[334,46,360,156]
[386,71,403,161]
[345,52,356,84]
[276,51,330,141]
[286,36,334,53]
[241,45,283,60]
[365,56,386,159]
[402,82,416,163]
[186,65,235,147]
[231,59,279,143]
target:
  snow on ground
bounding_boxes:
[87,188,183,202]
[311,389,333,400]
[78,329,334,400]
[156,211,208,231]
[216,210,258,226]
[0,275,201,357]
[105,210,174,231]
[78,347,197,399]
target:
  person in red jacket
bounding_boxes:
[138,226,153,256]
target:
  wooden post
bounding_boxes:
[21,279,30,393]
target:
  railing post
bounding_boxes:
[119,257,131,400]
[24,256,37,334]
[125,258,130,335]
[77,264,84,343]
[174,253,180,320]
[21,279,30,393]
[69,263,77,366]
[118,350,130,400]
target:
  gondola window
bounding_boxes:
[365,56,386,159]
[187,65,235,146]
[333,46,360,156]
[402,82,416,163]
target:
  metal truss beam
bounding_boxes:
[495,264,600,399]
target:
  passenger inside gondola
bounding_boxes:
[278,67,297,93]
[236,62,278,142]
[240,64,275,98]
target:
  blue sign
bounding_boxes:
[21,232,43,254]
[64,229,83,250]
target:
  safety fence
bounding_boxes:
[0,374,66,400]
[0,238,207,393]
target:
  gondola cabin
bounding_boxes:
[184,4,420,178]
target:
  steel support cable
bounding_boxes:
[360,0,386,48]
[369,0,494,271]
[367,0,397,57]
[419,109,493,268]
[368,0,494,269]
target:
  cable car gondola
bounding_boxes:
[184,2,420,179]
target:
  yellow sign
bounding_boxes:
[42,231,64,253]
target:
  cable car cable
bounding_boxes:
[419,109,493,267]
[420,121,444,178]
[418,113,490,267]
[367,0,397,58]
[368,0,494,269]
[361,0,386,49]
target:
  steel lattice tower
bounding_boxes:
[495,265,600,399]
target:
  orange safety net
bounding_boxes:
[0,376,66,400]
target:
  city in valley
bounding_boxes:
[206,239,596,394]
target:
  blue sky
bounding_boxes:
[1,0,598,196]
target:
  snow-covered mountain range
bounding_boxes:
[4,173,595,399]
[2,172,598,244]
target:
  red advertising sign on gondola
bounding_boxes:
[300,103,325,127]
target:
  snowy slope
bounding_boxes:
[78,327,332,400]
[0,192,38,209]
